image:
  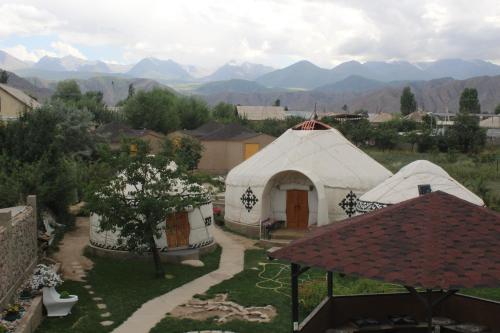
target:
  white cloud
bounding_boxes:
[3,44,56,62]
[2,0,500,67]
[50,41,86,59]
[3,42,86,62]
[0,3,61,38]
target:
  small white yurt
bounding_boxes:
[356,160,484,213]
[90,166,214,253]
[224,120,393,236]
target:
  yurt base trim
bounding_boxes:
[87,240,217,264]
[224,219,260,238]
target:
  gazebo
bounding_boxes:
[269,191,500,333]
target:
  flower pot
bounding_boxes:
[42,287,78,317]
[3,312,19,322]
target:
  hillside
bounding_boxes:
[201,75,500,113]
[203,62,274,81]
[195,79,273,95]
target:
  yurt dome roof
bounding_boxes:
[358,160,484,207]
[226,124,392,191]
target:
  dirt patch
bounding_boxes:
[169,293,276,323]
[52,217,93,281]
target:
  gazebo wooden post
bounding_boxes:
[327,271,333,297]
[291,263,300,333]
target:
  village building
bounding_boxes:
[236,105,286,121]
[224,120,392,237]
[95,122,167,154]
[368,112,395,124]
[0,83,41,121]
[170,121,275,174]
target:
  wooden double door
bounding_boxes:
[286,190,309,229]
[166,212,190,248]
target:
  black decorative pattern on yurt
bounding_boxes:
[204,216,212,226]
[241,187,258,212]
[356,200,388,214]
[339,191,358,217]
[189,237,214,249]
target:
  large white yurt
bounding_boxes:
[356,160,484,213]
[224,120,393,236]
[90,166,214,255]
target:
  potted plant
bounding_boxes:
[3,304,21,322]
[30,264,78,317]
[19,288,33,300]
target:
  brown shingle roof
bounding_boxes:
[270,191,500,290]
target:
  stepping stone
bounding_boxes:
[92,297,103,301]
[100,312,111,318]
[100,321,114,326]
[88,291,95,295]
[97,303,107,310]
[164,274,174,279]
[84,285,92,289]
[181,259,205,267]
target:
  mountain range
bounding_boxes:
[3,50,500,87]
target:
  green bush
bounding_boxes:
[59,291,71,299]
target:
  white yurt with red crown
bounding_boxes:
[224,120,393,237]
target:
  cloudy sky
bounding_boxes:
[1,0,500,69]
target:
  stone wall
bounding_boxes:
[0,196,38,307]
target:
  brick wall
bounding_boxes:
[0,196,38,306]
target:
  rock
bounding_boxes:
[97,303,107,309]
[100,320,114,326]
[181,259,205,267]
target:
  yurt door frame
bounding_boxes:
[166,212,190,248]
[286,190,309,229]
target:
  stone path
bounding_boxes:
[53,216,94,281]
[112,226,245,333]
[54,215,114,327]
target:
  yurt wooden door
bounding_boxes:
[286,190,309,229]
[166,212,190,248]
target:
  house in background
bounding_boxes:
[170,121,275,174]
[0,83,41,121]
[95,122,166,154]
[236,105,286,121]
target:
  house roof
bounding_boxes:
[236,105,286,121]
[95,122,165,143]
[183,121,225,138]
[0,83,41,109]
[270,191,500,290]
[368,112,394,123]
[479,116,500,129]
[404,110,428,123]
[200,122,262,141]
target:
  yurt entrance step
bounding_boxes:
[269,228,308,240]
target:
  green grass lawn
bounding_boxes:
[36,247,221,333]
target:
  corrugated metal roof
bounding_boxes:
[270,191,500,289]
[236,105,286,121]
[0,83,41,109]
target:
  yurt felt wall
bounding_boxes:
[225,124,393,234]
[356,160,484,214]
[90,202,214,251]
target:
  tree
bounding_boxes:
[123,88,179,133]
[273,99,280,107]
[459,88,481,114]
[494,104,500,115]
[0,70,9,84]
[400,86,417,116]
[128,83,135,99]
[175,96,210,130]
[53,80,82,103]
[212,102,237,123]
[86,144,209,277]
[341,104,348,112]
[446,111,485,153]
[174,136,203,170]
